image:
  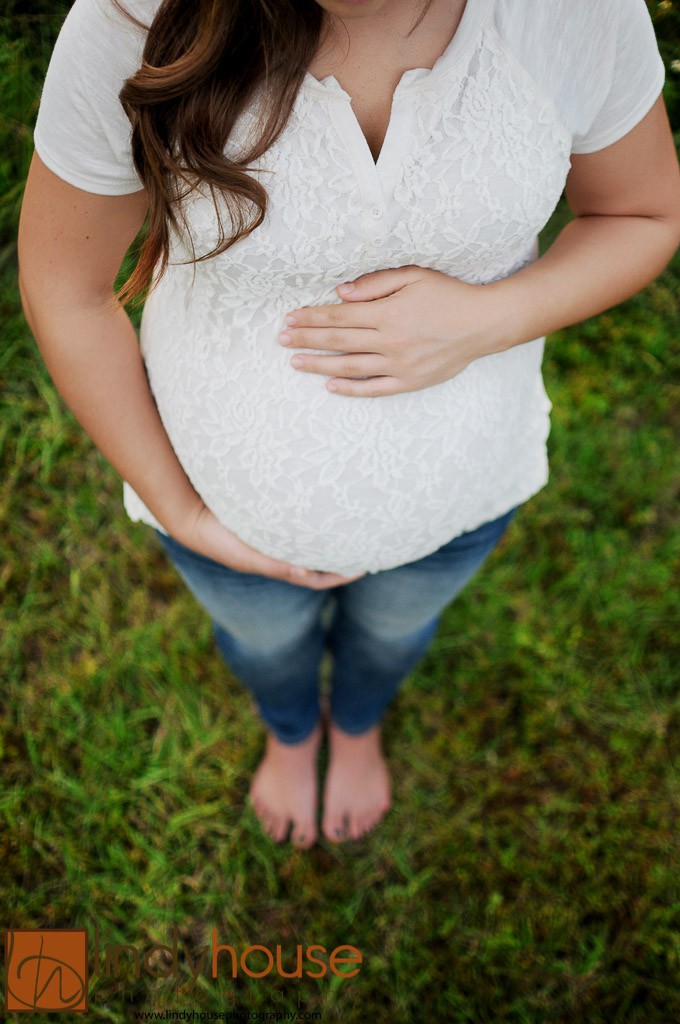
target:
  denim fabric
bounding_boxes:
[153,503,521,744]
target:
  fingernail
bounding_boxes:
[338,283,355,294]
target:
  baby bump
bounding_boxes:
[142,342,533,574]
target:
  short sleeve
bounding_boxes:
[571,0,665,155]
[33,0,154,195]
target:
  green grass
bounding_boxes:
[2,6,680,1022]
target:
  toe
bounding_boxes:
[372,805,388,830]
[253,802,268,827]
[323,814,348,843]
[272,816,290,843]
[357,811,380,838]
[262,815,278,840]
[358,814,372,837]
[348,815,364,841]
[291,827,316,849]
[259,810,281,842]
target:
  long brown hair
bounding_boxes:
[113,0,436,310]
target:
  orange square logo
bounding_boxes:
[4,929,88,1013]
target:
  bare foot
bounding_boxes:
[321,720,392,842]
[248,720,323,848]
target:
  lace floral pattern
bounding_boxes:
[124,22,573,576]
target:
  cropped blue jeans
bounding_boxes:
[153,503,521,745]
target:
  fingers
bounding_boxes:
[288,351,386,380]
[287,566,367,590]
[282,329,381,356]
[284,303,380,332]
[225,532,366,589]
[243,540,365,590]
[195,512,365,587]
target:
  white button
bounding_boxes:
[369,205,383,218]
[371,236,384,246]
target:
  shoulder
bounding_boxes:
[487,0,663,152]
[46,0,163,77]
[63,0,162,41]
[489,0,616,56]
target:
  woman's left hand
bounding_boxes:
[278,265,506,398]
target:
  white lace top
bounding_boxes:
[33,0,665,575]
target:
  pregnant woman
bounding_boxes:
[19,0,680,848]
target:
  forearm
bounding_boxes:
[20,286,203,535]
[484,213,680,353]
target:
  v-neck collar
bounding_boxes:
[301,0,491,98]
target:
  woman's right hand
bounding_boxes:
[170,499,367,589]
